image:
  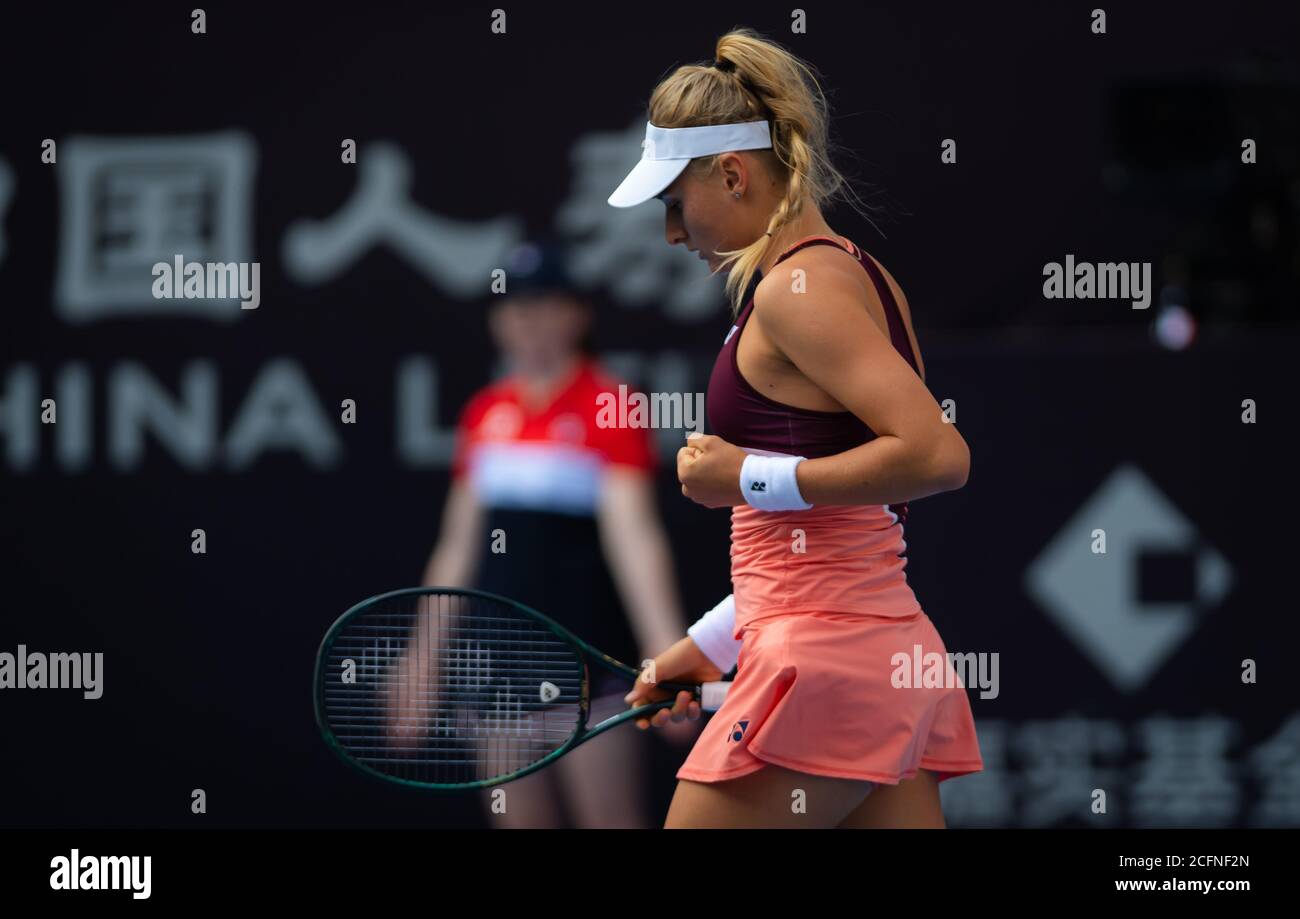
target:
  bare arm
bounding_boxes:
[421,479,486,587]
[388,479,486,746]
[753,254,970,506]
[595,467,689,658]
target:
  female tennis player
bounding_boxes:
[617,29,983,828]
[390,240,695,827]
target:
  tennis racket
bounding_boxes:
[314,586,731,790]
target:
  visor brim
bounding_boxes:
[607,157,691,208]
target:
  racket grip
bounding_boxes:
[700,680,730,712]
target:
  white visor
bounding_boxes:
[607,119,773,208]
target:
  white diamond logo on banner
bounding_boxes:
[1025,463,1232,692]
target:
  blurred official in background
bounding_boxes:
[418,240,695,827]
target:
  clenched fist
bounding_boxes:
[676,432,747,508]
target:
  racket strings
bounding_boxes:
[320,592,585,786]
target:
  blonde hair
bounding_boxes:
[647,28,874,317]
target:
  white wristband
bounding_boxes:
[686,593,742,673]
[740,453,813,511]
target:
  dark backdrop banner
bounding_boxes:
[0,2,1296,827]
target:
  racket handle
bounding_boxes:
[655,679,731,712]
[700,680,730,712]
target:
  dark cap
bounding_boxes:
[502,239,576,299]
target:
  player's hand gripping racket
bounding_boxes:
[314,587,730,790]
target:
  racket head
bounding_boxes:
[314,586,610,791]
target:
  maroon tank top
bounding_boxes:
[705,235,921,522]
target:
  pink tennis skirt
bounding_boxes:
[677,504,984,785]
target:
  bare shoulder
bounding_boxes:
[756,241,927,381]
[754,243,868,326]
[760,241,866,294]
